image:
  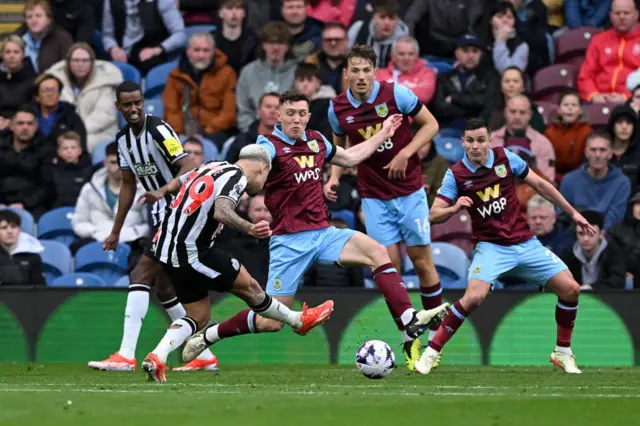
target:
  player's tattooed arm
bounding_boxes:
[214,198,272,238]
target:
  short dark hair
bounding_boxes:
[184,137,203,149]
[219,0,244,8]
[259,91,280,106]
[586,130,612,148]
[346,44,377,68]
[581,210,604,230]
[279,89,309,107]
[13,104,36,119]
[322,22,347,33]
[373,0,400,16]
[106,142,118,157]
[464,118,488,133]
[34,73,63,95]
[116,81,142,102]
[557,88,580,106]
[0,209,21,227]
[260,21,291,45]
[295,62,321,80]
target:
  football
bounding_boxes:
[355,340,395,379]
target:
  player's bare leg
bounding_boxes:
[415,279,490,375]
[545,270,582,374]
[182,267,333,362]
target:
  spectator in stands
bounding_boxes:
[46,43,122,152]
[326,165,359,212]
[347,0,408,68]
[304,22,348,94]
[608,191,640,288]
[306,0,357,28]
[50,0,95,43]
[504,0,551,75]
[0,106,52,219]
[527,195,574,256]
[488,2,529,74]
[375,35,436,105]
[578,0,640,103]
[561,210,626,290]
[226,92,279,163]
[607,104,640,194]
[163,32,237,142]
[430,33,496,130]
[33,74,87,150]
[544,88,592,182]
[281,0,323,59]
[236,21,297,132]
[405,0,484,58]
[560,132,631,230]
[0,209,45,286]
[214,0,259,75]
[420,141,449,207]
[626,84,640,114]
[564,0,611,29]
[293,63,335,136]
[71,142,151,254]
[43,131,93,209]
[543,0,565,32]
[0,36,37,126]
[491,94,556,181]
[482,66,546,134]
[183,137,205,166]
[102,0,187,75]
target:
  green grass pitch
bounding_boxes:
[1,364,639,425]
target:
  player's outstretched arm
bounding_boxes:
[137,176,183,205]
[103,170,137,251]
[429,196,472,224]
[329,114,402,167]
[214,198,272,239]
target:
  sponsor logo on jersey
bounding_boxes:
[494,164,507,178]
[163,137,183,156]
[357,123,382,139]
[374,103,389,117]
[307,139,319,153]
[293,155,315,168]
[476,184,500,202]
[476,184,507,218]
[133,163,159,176]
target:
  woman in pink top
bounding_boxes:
[306,0,357,29]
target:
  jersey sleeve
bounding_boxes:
[328,100,345,136]
[435,169,458,205]
[393,84,422,117]
[216,168,248,205]
[117,145,130,170]
[153,122,188,164]
[256,135,276,160]
[505,149,530,179]
[319,133,336,161]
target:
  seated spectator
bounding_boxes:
[71,142,151,254]
[561,210,626,290]
[43,131,93,208]
[505,0,551,75]
[578,0,640,103]
[564,0,611,29]
[544,88,592,182]
[183,137,205,166]
[482,66,546,133]
[46,43,122,152]
[626,83,640,114]
[0,36,37,125]
[293,63,336,136]
[236,21,297,132]
[490,94,556,181]
[33,74,87,150]
[607,104,640,194]
[543,0,565,32]
[527,194,574,256]
[281,0,322,60]
[164,32,237,142]
[306,0,357,28]
[214,0,259,75]
[0,106,52,218]
[560,131,631,230]
[326,166,359,212]
[50,0,95,43]
[226,92,279,163]
[375,35,436,105]
[488,2,529,74]
[419,142,449,207]
[102,0,187,75]
[608,192,640,288]
[304,22,348,94]
[0,209,45,286]
[17,0,73,73]
[347,0,408,68]
[430,33,496,130]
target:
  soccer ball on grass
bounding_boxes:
[355,340,395,379]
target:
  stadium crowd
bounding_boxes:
[0,0,639,290]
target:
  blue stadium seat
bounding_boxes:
[427,61,454,75]
[50,273,106,287]
[0,207,35,235]
[145,62,178,99]
[112,61,142,85]
[185,24,216,38]
[434,134,465,164]
[91,139,113,167]
[37,207,78,247]
[430,242,470,289]
[40,240,72,284]
[220,136,236,161]
[113,275,130,288]
[144,98,164,117]
[75,242,131,284]
[331,209,355,229]
[438,127,463,138]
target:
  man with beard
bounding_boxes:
[304,22,349,94]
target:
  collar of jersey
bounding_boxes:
[273,124,307,145]
[346,81,381,108]
[462,148,495,173]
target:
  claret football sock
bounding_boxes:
[205,309,256,345]
[429,301,469,352]
[420,282,443,331]
[555,298,578,347]
[118,284,150,359]
[373,263,414,323]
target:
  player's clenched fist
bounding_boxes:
[249,220,272,239]
[455,196,473,211]
[381,114,403,137]
[323,177,340,202]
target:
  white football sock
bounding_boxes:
[253,295,302,328]
[118,286,150,359]
[555,346,573,355]
[204,324,221,345]
[162,297,187,321]
[400,308,416,327]
[153,317,197,364]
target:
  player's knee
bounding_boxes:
[464,291,487,310]
[369,242,391,268]
[130,257,157,285]
[563,280,581,301]
[411,256,433,276]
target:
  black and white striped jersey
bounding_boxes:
[151,161,247,275]
[115,115,187,226]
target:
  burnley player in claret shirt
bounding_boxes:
[413,118,597,376]
[326,44,443,370]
